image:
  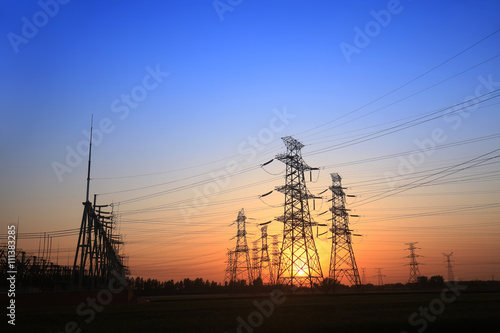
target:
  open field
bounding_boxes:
[14,290,500,333]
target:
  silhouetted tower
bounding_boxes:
[374,268,385,286]
[405,242,422,283]
[229,209,253,284]
[224,249,234,284]
[275,136,323,288]
[328,173,361,287]
[361,267,366,285]
[443,252,455,282]
[256,225,273,284]
[270,234,280,284]
[73,117,126,289]
[252,240,260,282]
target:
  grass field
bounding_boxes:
[14,290,500,333]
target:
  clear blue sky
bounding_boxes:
[1,0,499,283]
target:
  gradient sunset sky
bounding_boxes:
[2,0,500,284]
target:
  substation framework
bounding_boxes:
[1,118,127,291]
[72,118,127,290]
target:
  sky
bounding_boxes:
[1,0,500,284]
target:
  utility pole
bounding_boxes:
[275,136,323,289]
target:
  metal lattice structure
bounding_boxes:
[328,173,361,287]
[405,242,422,283]
[270,234,280,285]
[73,118,127,290]
[252,240,260,282]
[224,249,234,284]
[275,136,323,289]
[256,226,273,284]
[229,209,253,284]
[374,267,385,286]
[443,252,455,282]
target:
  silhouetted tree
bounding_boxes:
[417,276,429,288]
[253,277,263,287]
[429,275,445,288]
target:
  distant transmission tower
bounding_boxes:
[443,252,455,282]
[405,242,422,283]
[328,173,361,287]
[374,268,385,286]
[224,249,234,284]
[252,240,260,282]
[257,225,273,284]
[270,234,280,285]
[275,136,323,289]
[361,267,366,285]
[229,209,253,284]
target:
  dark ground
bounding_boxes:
[8,290,500,333]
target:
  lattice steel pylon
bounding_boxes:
[374,268,385,286]
[443,252,455,282]
[257,225,273,284]
[229,209,253,284]
[224,249,234,284]
[252,240,260,282]
[270,234,280,285]
[405,242,422,283]
[275,136,323,289]
[328,173,361,288]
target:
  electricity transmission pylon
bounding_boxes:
[374,268,386,286]
[328,173,361,287]
[252,240,260,281]
[270,234,280,285]
[229,209,253,284]
[275,136,323,289]
[443,252,455,282]
[256,225,273,284]
[224,249,234,284]
[405,242,422,283]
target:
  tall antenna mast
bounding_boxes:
[85,115,93,203]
